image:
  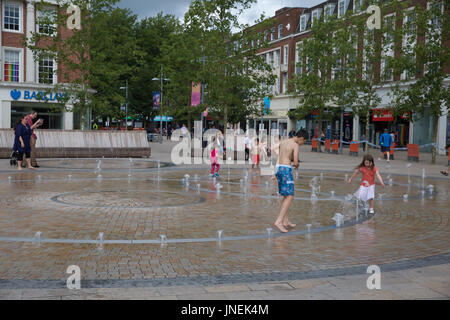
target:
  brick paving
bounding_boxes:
[0,141,448,299]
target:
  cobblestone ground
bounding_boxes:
[0,143,449,299]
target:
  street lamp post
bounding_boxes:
[153,66,170,144]
[120,80,129,131]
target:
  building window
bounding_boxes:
[296,42,303,74]
[271,27,275,41]
[37,7,57,35]
[278,24,283,38]
[312,9,322,26]
[325,4,335,18]
[300,15,307,31]
[338,0,346,18]
[4,2,21,32]
[275,49,281,67]
[264,30,268,42]
[282,72,288,94]
[402,9,416,80]
[353,0,362,13]
[39,54,56,84]
[269,52,274,68]
[284,45,289,66]
[4,50,20,82]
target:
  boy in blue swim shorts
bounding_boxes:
[276,165,295,197]
[274,130,307,233]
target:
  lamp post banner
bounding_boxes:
[153,92,161,110]
[191,82,201,106]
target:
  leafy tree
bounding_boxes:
[289,11,339,146]
[390,0,449,163]
[129,13,181,129]
[90,7,143,125]
[25,0,120,130]
[183,0,276,133]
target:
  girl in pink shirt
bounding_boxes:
[210,144,220,177]
[348,154,385,214]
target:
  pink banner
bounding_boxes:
[191,82,201,106]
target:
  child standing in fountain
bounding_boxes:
[347,155,385,214]
[210,141,220,177]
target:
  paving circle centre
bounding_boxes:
[0,159,448,288]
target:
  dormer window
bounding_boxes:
[353,0,363,13]
[325,4,336,18]
[300,14,310,31]
[338,0,346,18]
[278,24,283,38]
[312,9,322,25]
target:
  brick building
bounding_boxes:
[0,0,79,130]
[246,0,449,153]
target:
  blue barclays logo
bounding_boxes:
[10,89,68,102]
[10,89,21,100]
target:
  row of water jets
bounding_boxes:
[31,225,321,248]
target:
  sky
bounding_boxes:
[117,0,325,25]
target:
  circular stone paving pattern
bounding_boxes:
[0,160,448,287]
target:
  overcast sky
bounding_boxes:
[117,0,325,25]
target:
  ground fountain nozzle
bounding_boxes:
[332,213,344,227]
[33,231,42,245]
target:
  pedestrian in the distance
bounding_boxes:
[380,128,393,162]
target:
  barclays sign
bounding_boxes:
[10,89,68,102]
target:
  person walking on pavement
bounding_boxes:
[14,116,42,170]
[380,128,393,162]
[23,111,43,168]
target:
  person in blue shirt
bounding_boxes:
[380,128,393,162]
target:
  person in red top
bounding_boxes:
[23,111,43,168]
[347,154,385,214]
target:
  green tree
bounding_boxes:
[25,0,119,130]
[90,7,143,124]
[129,13,181,129]
[390,0,449,163]
[289,11,338,147]
[183,0,276,133]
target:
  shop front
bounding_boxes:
[0,84,74,130]
[359,109,410,148]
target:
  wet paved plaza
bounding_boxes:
[0,156,449,294]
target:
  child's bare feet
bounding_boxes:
[17,166,22,171]
[274,222,288,233]
[28,166,36,170]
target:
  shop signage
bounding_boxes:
[10,89,67,102]
[373,109,394,122]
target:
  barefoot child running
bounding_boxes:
[347,155,385,214]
